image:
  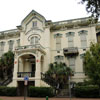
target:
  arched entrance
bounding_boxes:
[17,54,36,96]
[18,54,36,77]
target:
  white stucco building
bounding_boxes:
[0,10,100,93]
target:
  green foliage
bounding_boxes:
[28,86,54,97]
[84,43,100,87]
[0,51,14,79]
[74,85,99,98]
[0,86,17,96]
[44,62,73,89]
[80,0,100,19]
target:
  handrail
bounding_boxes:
[17,72,35,77]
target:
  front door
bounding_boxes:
[31,63,35,77]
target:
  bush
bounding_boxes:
[0,86,17,96]
[74,85,99,98]
[28,86,54,97]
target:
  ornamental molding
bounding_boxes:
[25,27,44,35]
[0,31,20,39]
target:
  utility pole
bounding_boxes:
[69,76,71,100]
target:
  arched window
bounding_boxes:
[30,36,39,45]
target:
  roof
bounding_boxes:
[21,10,46,24]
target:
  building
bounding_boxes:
[0,10,100,93]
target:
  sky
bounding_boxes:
[0,0,90,31]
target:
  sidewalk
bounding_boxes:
[0,96,100,100]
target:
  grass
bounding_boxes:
[0,99,3,100]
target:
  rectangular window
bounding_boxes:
[69,57,75,71]
[31,37,39,45]
[68,36,74,47]
[0,42,5,57]
[8,40,14,51]
[55,56,63,63]
[33,21,37,27]
[17,39,20,47]
[35,36,39,44]
[56,37,61,50]
[80,34,87,48]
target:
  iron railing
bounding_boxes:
[17,72,35,77]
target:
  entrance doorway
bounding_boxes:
[17,81,35,96]
[18,54,36,77]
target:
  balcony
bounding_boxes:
[17,72,35,78]
[15,44,46,54]
[63,47,79,56]
[15,44,44,51]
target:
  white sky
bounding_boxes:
[0,0,90,31]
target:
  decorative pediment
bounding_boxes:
[66,32,75,37]
[21,10,45,25]
[54,33,62,38]
[78,30,88,35]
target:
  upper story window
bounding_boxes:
[30,36,39,45]
[55,55,64,63]
[66,32,75,47]
[54,33,62,51]
[17,39,20,47]
[0,41,5,57]
[69,57,75,71]
[78,30,88,48]
[8,40,14,51]
[32,21,37,28]
[96,32,100,44]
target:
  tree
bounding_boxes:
[84,43,100,88]
[80,0,100,19]
[42,62,73,89]
[0,51,14,79]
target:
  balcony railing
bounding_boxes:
[15,44,45,51]
[17,72,35,78]
[63,47,79,56]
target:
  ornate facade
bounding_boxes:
[0,10,100,92]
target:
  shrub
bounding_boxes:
[74,85,99,98]
[0,86,17,96]
[28,86,54,97]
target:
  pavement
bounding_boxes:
[0,97,100,100]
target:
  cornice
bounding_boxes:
[50,18,96,32]
[0,30,20,39]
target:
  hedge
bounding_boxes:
[0,86,17,96]
[28,86,54,97]
[74,85,99,98]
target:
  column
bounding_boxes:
[35,52,41,87]
[11,57,18,87]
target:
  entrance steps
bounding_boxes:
[56,89,69,97]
